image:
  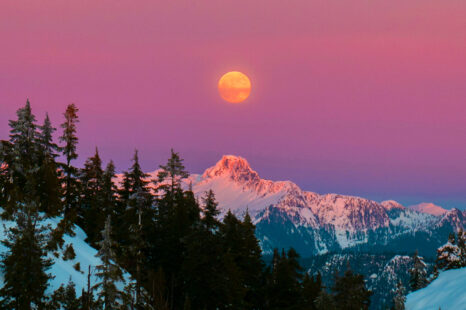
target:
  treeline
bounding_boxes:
[0,100,372,309]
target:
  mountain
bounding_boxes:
[406,267,466,310]
[128,155,465,257]
[303,253,429,309]
[408,202,448,216]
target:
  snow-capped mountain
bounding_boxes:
[138,155,466,257]
[408,202,448,216]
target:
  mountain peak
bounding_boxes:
[408,202,447,216]
[202,155,260,184]
[381,200,406,211]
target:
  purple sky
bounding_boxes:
[1,1,466,208]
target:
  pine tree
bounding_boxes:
[94,215,125,309]
[78,148,105,246]
[409,250,428,291]
[302,273,323,310]
[59,103,80,224]
[102,160,117,219]
[156,148,189,194]
[392,280,406,310]
[49,279,80,310]
[37,113,62,217]
[2,100,40,216]
[120,150,152,308]
[201,189,220,230]
[436,233,461,271]
[267,248,304,309]
[240,211,266,309]
[315,289,336,310]
[332,266,372,310]
[0,211,52,309]
[457,229,466,267]
[38,113,59,158]
[0,101,54,309]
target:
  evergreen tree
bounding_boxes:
[94,215,125,309]
[332,266,372,310]
[156,148,189,194]
[2,100,40,216]
[102,160,118,219]
[267,248,304,310]
[37,113,62,217]
[457,229,466,267]
[49,279,80,310]
[78,148,105,246]
[0,101,54,309]
[436,233,461,271]
[315,290,336,310]
[59,103,80,224]
[302,273,323,310]
[120,150,152,308]
[409,250,428,291]
[201,189,220,230]
[0,212,52,309]
[392,280,406,310]
[38,113,59,158]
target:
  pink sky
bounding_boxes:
[1,1,466,208]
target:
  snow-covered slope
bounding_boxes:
[125,155,465,256]
[0,215,127,295]
[406,267,466,310]
[408,202,448,216]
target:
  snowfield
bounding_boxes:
[0,214,128,296]
[406,267,466,310]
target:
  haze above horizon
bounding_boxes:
[1,1,465,209]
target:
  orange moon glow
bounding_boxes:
[218,71,251,103]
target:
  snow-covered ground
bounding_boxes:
[0,214,128,296]
[406,267,466,310]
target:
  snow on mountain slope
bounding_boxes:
[122,155,465,256]
[406,267,466,310]
[408,202,448,216]
[0,214,127,296]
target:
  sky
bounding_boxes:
[1,1,466,209]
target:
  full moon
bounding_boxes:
[218,71,251,103]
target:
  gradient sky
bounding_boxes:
[1,1,466,209]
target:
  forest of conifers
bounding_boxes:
[0,100,374,309]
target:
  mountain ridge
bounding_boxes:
[119,155,466,256]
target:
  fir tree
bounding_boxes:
[37,113,62,217]
[0,101,54,309]
[156,148,189,194]
[49,279,80,310]
[436,233,461,271]
[201,189,220,230]
[102,160,118,219]
[0,212,53,309]
[59,103,80,223]
[457,229,466,267]
[409,250,428,291]
[315,290,336,310]
[38,113,59,159]
[267,248,304,309]
[392,280,406,310]
[332,266,372,310]
[78,148,105,245]
[302,273,323,310]
[94,215,125,309]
